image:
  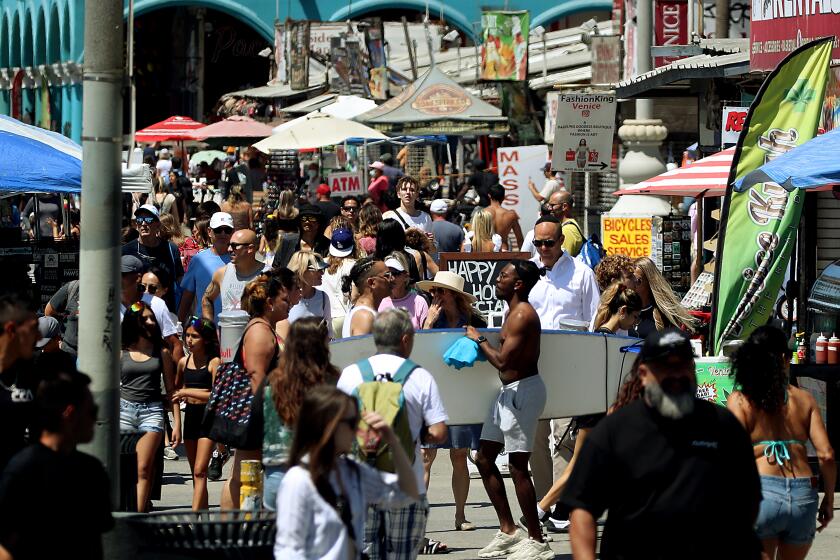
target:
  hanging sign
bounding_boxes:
[551,93,617,173]
[721,106,749,146]
[497,145,547,233]
[601,216,653,257]
[327,171,364,195]
[288,21,310,90]
[480,11,529,81]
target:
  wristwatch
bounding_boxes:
[476,335,487,345]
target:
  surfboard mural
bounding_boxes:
[330,328,640,425]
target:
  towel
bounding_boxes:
[443,336,487,370]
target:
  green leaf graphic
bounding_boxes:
[783,79,816,113]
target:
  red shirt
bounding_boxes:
[368,175,390,212]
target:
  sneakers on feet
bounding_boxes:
[517,514,552,542]
[207,449,227,481]
[478,529,526,558]
[508,538,555,560]
[545,519,571,533]
[163,447,179,460]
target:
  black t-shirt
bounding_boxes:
[0,444,113,559]
[468,171,499,207]
[315,200,341,223]
[122,238,184,311]
[627,305,671,339]
[0,360,37,473]
[561,399,761,560]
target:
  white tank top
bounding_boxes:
[220,263,263,313]
[341,305,377,339]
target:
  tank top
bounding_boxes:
[341,305,377,338]
[120,352,162,403]
[220,263,262,313]
[183,360,212,390]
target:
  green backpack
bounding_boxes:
[352,358,418,473]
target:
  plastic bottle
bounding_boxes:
[828,334,839,365]
[797,333,807,363]
[815,333,828,364]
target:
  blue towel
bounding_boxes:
[443,336,487,370]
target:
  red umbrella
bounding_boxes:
[613,148,735,198]
[186,115,274,144]
[135,115,205,143]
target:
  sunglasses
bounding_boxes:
[135,216,157,225]
[187,316,215,330]
[532,239,557,248]
[300,216,319,224]
[140,283,159,295]
[212,226,233,235]
[377,271,394,280]
[341,206,358,212]
[128,302,146,313]
[229,242,253,250]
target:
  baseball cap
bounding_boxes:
[209,212,234,229]
[429,199,448,214]
[384,257,405,272]
[639,329,695,364]
[369,161,385,171]
[36,316,61,348]
[134,204,160,220]
[121,255,145,274]
[159,148,170,155]
[329,228,355,258]
[307,254,329,271]
[316,183,331,196]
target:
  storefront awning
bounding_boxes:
[224,81,326,100]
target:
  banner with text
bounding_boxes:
[288,21,310,90]
[497,145,547,234]
[552,93,617,173]
[601,216,653,258]
[654,0,688,67]
[721,106,748,146]
[751,6,840,71]
[327,171,364,195]
[695,358,734,407]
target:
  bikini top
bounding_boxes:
[753,439,808,465]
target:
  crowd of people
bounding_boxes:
[0,145,835,560]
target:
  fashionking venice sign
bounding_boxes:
[751,4,840,71]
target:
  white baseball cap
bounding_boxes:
[429,199,448,214]
[134,204,160,220]
[209,212,234,229]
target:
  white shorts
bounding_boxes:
[480,375,547,453]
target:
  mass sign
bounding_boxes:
[551,93,616,173]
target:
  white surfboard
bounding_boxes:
[330,329,640,425]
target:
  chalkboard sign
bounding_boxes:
[439,252,530,327]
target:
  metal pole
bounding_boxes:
[77,0,124,506]
[402,17,418,80]
[542,36,547,79]
[583,172,591,237]
[196,10,205,120]
[715,0,730,38]
[635,0,653,120]
[127,0,135,146]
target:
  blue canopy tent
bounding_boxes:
[733,127,840,192]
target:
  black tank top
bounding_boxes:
[183,361,212,390]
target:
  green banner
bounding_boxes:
[480,11,529,81]
[712,38,833,354]
[695,358,734,407]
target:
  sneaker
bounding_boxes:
[508,538,555,560]
[545,518,571,533]
[517,514,552,542]
[207,449,226,481]
[478,529,526,558]
[163,447,179,460]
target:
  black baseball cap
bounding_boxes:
[639,329,695,364]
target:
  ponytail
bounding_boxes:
[592,283,642,331]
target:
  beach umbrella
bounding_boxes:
[320,95,378,120]
[733,127,840,192]
[0,115,151,194]
[613,148,735,198]
[135,115,205,143]
[253,112,388,153]
[187,115,275,146]
[190,150,228,166]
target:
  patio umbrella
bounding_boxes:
[253,112,388,153]
[190,150,228,166]
[613,148,735,198]
[135,115,205,143]
[733,127,840,192]
[186,115,274,146]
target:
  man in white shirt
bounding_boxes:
[383,176,432,233]
[337,308,448,559]
[526,216,599,527]
[527,163,564,204]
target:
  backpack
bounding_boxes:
[565,220,606,269]
[352,358,418,472]
[203,324,262,449]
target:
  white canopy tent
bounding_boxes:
[256,112,388,152]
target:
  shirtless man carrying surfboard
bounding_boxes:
[466,260,552,560]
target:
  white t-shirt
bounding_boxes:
[383,208,432,232]
[529,253,600,329]
[539,179,562,200]
[119,293,178,338]
[156,159,172,178]
[321,259,355,318]
[337,354,449,492]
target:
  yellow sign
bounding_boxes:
[601,216,653,258]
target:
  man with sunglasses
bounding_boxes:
[178,212,233,324]
[122,204,184,312]
[202,229,263,321]
[546,191,583,258]
[526,215,600,525]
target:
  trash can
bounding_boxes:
[126,509,276,559]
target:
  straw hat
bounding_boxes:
[416,271,476,303]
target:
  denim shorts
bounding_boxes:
[119,399,165,433]
[755,475,818,545]
[262,465,288,511]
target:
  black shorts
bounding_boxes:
[183,403,209,440]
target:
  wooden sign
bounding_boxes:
[439,252,530,327]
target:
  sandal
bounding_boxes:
[421,538,450,554]
[455,520,476,531]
